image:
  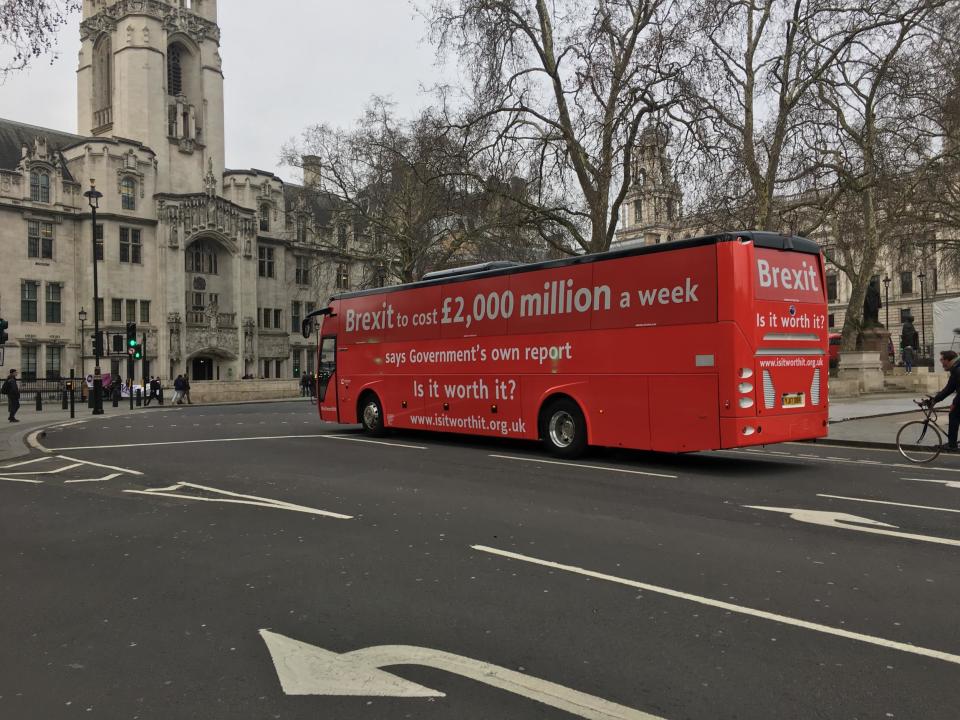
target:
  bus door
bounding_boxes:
[317,336,340,422]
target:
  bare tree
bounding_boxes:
[283,97,541,284]
[806,1,953,350]
[0,0,80,78]
[427,0,686,255]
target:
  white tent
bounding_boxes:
[933,297,960,357]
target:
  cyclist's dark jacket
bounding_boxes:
[932,359,960,405]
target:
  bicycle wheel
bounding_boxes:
[896,420,943,463]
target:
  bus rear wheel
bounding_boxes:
[359,394,386,437]
[541,398,587,459]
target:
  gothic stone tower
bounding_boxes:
[77,0,225,195]
[615,124,683,247]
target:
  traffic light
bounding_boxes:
[0,318,8,345]
[133,333,145,360]
[126,322,137,355]
[91,331,104,357]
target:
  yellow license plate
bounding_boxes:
[782,393,805,408]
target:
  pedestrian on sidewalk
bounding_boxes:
[1,369,21,422]
[903,345,914,374]
[183,374,192,404]
[144,376,157,406]
[925,350,960,451]
[173,374,185,404]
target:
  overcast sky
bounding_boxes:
[0,0,447,182]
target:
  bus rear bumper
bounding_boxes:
[721,411,828,448]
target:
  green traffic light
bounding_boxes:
[128,339,137,347]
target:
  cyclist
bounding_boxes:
[924,350,960,451]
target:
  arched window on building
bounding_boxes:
[186,240,219,275]
[92,35,113,126]
[121,177,136,210]
[30,170,50,203]
[167,45,182,96]
[260,204,270,232]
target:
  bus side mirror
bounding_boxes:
[301,319,313,339]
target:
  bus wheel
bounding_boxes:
[541,398,587,458]
[359,394,386,437]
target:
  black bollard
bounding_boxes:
[69,371,75,419]
[62,389,68,410]
[112,391,119,408]
[36,391,42,411]
[136,388,142,407]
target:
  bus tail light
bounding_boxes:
[761,370,776,409]
[739,368,754,379]
[742,425,756,436]
[738,382,753,394]
[739,397,754,409]
[810,369,822,405]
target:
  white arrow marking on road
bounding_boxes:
[0,475,44,484]
[259,630,665,720]
[125,483,352,519]
[904,477,960,489]
[746,506,960,547]
[0,457,54,469]
[0,462,85,476]
[817,493,960,514]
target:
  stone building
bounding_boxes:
[613,128,959,358]
[0,0,367,385]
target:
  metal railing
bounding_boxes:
[16,378,67,401]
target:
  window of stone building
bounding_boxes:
[22,346,38,381]
[30,171,50,203]
[120,227,142,264]
[95,224,104,260]
[261,308,272,328]
[633,200,642,224]
[292,349,303,378]
[208,293,218,307]
[46,345,62,380]
[96,298,104,323]
[291,301,301,333]
[126,299,137,322]
[140,300,150,324]
[93,36,113,118]
[826,274,838,302]
[262,359,271,379]
[258,246,275,278]
[260,204,270,232]
[121,178,136,210]
[167,46,182,96]
[45,284,62,324]
[275,360,283,378]
[336,263,349,290]
[112,299,122,322]
[21,280,39,322]
[192,293,204,310]
[900,271,913,295]
[295,256,310,285]
[274,309,282,329]
[28,220,54,259]
[337,225,347,250]
[828,313,835,329]
[187,243,218,274]
[296,215,307,243]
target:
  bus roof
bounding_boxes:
[331,230,820,302]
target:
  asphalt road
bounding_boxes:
[1,400,958,719]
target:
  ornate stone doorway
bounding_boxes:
[191,356,215,381]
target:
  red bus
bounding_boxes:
[304,231,828,457]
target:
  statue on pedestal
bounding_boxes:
[901,316,919,351]
[863,278,882,328]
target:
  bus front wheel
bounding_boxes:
[541,398,587,458]
[359,394,386,437]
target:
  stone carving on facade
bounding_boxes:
[82,1,220,44]
[168,312,182,362]
[157,194,255,254]
[243,318,255,361]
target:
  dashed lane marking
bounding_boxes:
[490,454,676,479]
[45,434,427,451]
[904,477,960,489]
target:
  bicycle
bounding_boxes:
[896,398,945,463]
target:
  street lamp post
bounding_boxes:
[882,275,891,329]
[918,270,927,358]
[78,308,87,400]
[83,180,104,415]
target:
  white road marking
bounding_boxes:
[718,448,960,474]
[0,463,85,476]
[471,545,960,666]
[904,477,960,489]
[260,630,664,719]
[0,457,54,469]
[57,455,143,476]
[64,473,123,484]
[46,434,426,451]
[125,482,352,519]
[817,494,960,514]
[490,455,676,479]
[747,506,960,548]
[0,476,44,484]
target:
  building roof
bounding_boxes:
[0,118,85,181]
